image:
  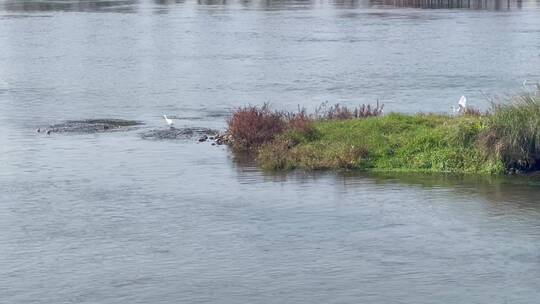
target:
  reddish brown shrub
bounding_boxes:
[286,108,316,137]
[227,104,285,150]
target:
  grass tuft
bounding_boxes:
[315,101,384,120]
[462,106,486,117]
[478,93,540,172]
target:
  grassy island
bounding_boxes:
[226,92,540,175]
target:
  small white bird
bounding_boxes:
[163,115,174,128]
[458,95,467,112]
[451,95,467,114]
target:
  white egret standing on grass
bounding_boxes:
[451,95,467,114]
[163,115,174,128]
[458,95,467,112]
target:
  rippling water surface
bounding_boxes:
[1,0,540,303]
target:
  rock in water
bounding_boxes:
[43,119,142,134]
[214,133,233,145]
[140,127,218,141]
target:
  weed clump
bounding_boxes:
[286,108,317,139]
[315,101,384,120]
[227,102,383,151]
[227,104,286,151]
[462,106,486,117]
[478,93,540,172]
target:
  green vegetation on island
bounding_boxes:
[226,90,540,175]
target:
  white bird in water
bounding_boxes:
[163,115,174,128]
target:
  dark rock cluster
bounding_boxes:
[213,133,233,145]
[140,127,219,141]
[38,119,142,134]
[37,118,234,146]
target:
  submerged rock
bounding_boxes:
[140,127,219,141]
[214,133,233,145]
[43,119,142,134]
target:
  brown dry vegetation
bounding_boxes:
[227,104,285,150]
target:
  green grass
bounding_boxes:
[479,93,540,172]
[228,93,540,174]
[258,113,505,174]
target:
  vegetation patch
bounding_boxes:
[479,93,540,173]
[227,91,540,175]
[227,104,286,151]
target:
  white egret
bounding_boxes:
[458,95,467,113]
[163,115,174,128]
[451,95,467,114]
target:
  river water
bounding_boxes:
[1,0,540,303]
